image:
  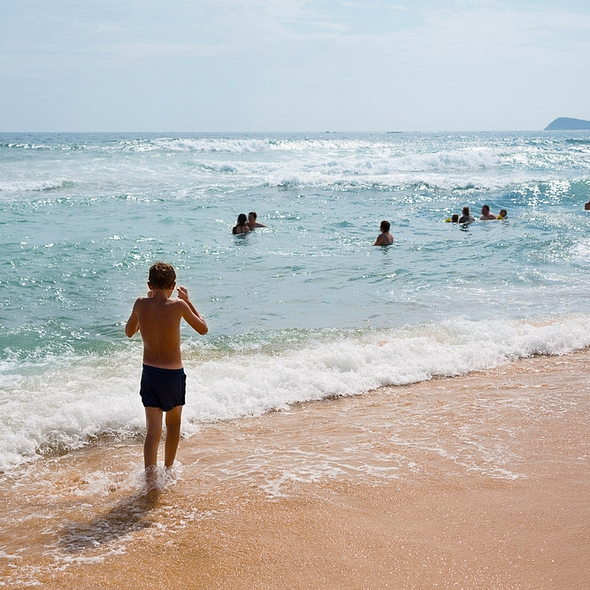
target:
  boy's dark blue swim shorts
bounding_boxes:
[140,365,186,412]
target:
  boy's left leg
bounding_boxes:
[164,405,183,468]
[144,407,163,468]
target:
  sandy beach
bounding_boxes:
[2,350,590,589]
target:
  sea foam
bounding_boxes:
[0,179,72,193]
[1,316,589,472]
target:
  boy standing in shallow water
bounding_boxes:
[125,262,208,483]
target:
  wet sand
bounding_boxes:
[1,351,590,589]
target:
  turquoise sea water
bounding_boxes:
[1,131,590,470]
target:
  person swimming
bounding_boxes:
[374,220,394,246]
[458,206,475,224]
[248,211,267,228]
[480,205,497,220]
[232,213,250,235]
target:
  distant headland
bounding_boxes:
[545,117,590,130]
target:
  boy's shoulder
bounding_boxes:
[134,295,184,308]
[134,295,151,306]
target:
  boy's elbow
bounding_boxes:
[196,320,208,335]
[125,322,138,338]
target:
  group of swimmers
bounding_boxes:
[232,207,506,246]
[446,205,508,224]
[232,211,267,234]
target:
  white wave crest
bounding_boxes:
[175,144,506,190]
[0,179,72,192]
[152,137,274,152]
[1,316,590,471]
[183,316,590,422]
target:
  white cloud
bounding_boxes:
[1,0,589,130]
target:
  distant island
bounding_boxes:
[545,117,590,130]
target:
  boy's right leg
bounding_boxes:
[144,407,163,468]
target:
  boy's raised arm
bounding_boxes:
[177,286,208,335]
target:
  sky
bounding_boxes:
[1,0,589,132]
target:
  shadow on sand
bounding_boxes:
[58,489,162,553]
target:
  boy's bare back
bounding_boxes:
[126,285,208,370]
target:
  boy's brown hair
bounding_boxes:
[148,262,176,290]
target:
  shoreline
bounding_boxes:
[2,350,590,588]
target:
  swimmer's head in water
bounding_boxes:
[380,220,390,232]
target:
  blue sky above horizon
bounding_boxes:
[1,0,589,132]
